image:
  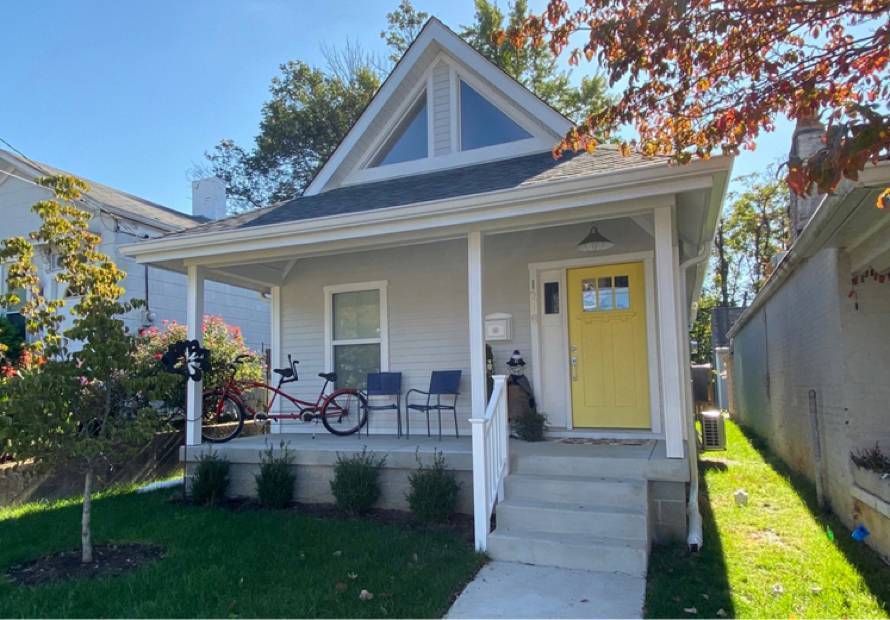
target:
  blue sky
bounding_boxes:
[3,0,792,214]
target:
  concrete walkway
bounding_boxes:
[447,561,645,619]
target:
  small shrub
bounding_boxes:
[851,443,890,475]
[330,448,385,515]
[512,406,547,442]
[255,443,295,509]
[407,450,461,523]
[190,452,230,505]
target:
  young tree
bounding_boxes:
[0,176,160,564]
[502,1,890,207]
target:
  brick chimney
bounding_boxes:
[788,116,825,239]
[191,177,227,221]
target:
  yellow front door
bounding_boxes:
[567,262,651,428]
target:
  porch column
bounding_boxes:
[654,206,685,458]
[186,264,205,446]
[270,285,282,425]
[467,231,486,420]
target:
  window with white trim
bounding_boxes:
[325,282,388,389]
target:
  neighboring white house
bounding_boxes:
[122,18,732,572]
[729,120,890,560]
[0,150,269,351]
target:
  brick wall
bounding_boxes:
[732,247,890,558]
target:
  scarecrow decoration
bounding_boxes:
[506,350,536,421]
[160,339,211,382]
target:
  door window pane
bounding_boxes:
[544,281,560,315]
[615,275,630,309]
[333,290,380,340]
[460,81,532,151]
[334,343,381,389]
[371,94,428,166]
[597,277,613,310]
[582,280,597,312]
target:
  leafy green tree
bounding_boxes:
[458,0,612,124]
[0,176,160,564]
[689,293,718,364]
[381,0,429,63]
[202,58,381,213]
[717,172,791,306]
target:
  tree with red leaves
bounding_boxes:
[500,0,890,207]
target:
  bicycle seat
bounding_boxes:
[318,372,337,382]
[273,367,294,378]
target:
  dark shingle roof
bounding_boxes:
[163,148,665,238]
[0,149,202,231]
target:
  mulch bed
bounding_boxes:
[6,543,165,587]
[171,496,477,544]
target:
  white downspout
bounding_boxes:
[679,246,710,552]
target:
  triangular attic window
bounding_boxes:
[371,93,428,167]
[460,80,531,151]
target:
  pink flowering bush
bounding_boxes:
[133,315,265,411]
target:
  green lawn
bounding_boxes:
[0,489,483,618]
[646,419,890,618]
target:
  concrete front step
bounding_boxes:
[504,473,645,506]
[496,498,647,540]
[510,444,690,482]
[513,454,651,479]
[486,529,648,576]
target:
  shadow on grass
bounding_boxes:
[699,459,729,473]
[736,423,890,611]
[645,467,735,618]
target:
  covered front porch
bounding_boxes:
[169,207,704,454]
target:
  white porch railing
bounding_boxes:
[469,374,510,552]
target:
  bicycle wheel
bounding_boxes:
[201,390,245,443]
[320,389,368,436]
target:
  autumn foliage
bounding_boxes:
[500,0,890,204]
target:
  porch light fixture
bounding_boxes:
[577,225,614,252]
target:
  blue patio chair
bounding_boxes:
[406,370,462,440]
[365,372,403,437]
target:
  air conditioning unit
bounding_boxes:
[700,410,726,451]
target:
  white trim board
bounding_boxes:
[528,250,663,437]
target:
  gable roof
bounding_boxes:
[303,17,573,196]
[161,147,666,238]
[0,149,201,231]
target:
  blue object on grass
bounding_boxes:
[851,524,871,541]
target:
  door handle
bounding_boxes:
[570,356,578,381]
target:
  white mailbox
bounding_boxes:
[484,312,512,341]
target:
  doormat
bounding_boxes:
[555,438,653,446]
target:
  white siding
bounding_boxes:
[276,219,656,435]
[432,61,452,155]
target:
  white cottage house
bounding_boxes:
[122,18,732,574]
[0,150,269,351]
